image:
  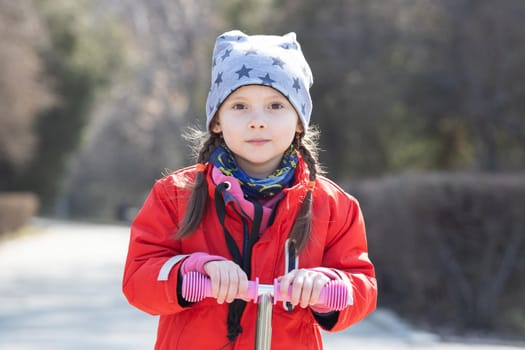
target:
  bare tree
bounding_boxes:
[65,0,218,219]
[0,0,53,188]
[404,0,525,171]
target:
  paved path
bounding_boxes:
[0,219,522,349]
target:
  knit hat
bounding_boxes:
[205,30,313,130]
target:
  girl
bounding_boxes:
[123,30,377,350]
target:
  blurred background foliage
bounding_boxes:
[1,0,524,338]
[2,0,524,214]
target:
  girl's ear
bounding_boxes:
[295,120,304,134]
[211,119,222,133]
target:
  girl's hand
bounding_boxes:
[203,260,249,304]
[278,269,331,308]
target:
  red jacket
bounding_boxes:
[123,159,377,349]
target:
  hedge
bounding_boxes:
[0,192,39,236]
[350,173,525,335]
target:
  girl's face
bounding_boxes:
[212,85,303,179]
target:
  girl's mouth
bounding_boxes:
[246,139,270,146]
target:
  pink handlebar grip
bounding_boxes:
[181,271,351,311]
[272,279,350,311]
[181,271,260,303]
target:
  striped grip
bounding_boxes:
[181,271,351,311]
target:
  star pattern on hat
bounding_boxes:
[292,78,301,93]
[235,64,253,79]
[280,42,298,50]
[259,73,275,86]
[302,66,309,76]
[206,31,313,129]
[221,49,232,61]
[272,57,285,68]
[214,72,223,86]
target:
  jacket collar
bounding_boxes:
[204,154,311,201]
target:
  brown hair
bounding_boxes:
[176,125,323,254]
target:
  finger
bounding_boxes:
[299,277,314,308]
[237,270,249,299]
[225,269,239,303]
[216,267,229,304]
[207,270,220,299]
[290,270,307,305]
[204,261,222,299]
[309,277,329,306]
[278,270,296,301]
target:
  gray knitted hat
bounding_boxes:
[205,30,313,130]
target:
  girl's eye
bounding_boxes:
[232,103,246,110]
[269,102,284,110]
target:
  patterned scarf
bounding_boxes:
[210,145,298,199]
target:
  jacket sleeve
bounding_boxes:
[318,191,377,331]
[122,178,189,315]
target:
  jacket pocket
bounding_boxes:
[272,306,321,349]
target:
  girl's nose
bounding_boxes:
[249,110,266,129]
[249,121,265,129]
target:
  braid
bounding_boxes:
[197,133,222,163]
[297,143,318,181]
[289,128,323,253]
[176,132,222,239]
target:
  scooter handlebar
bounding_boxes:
[181,271,351,311]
